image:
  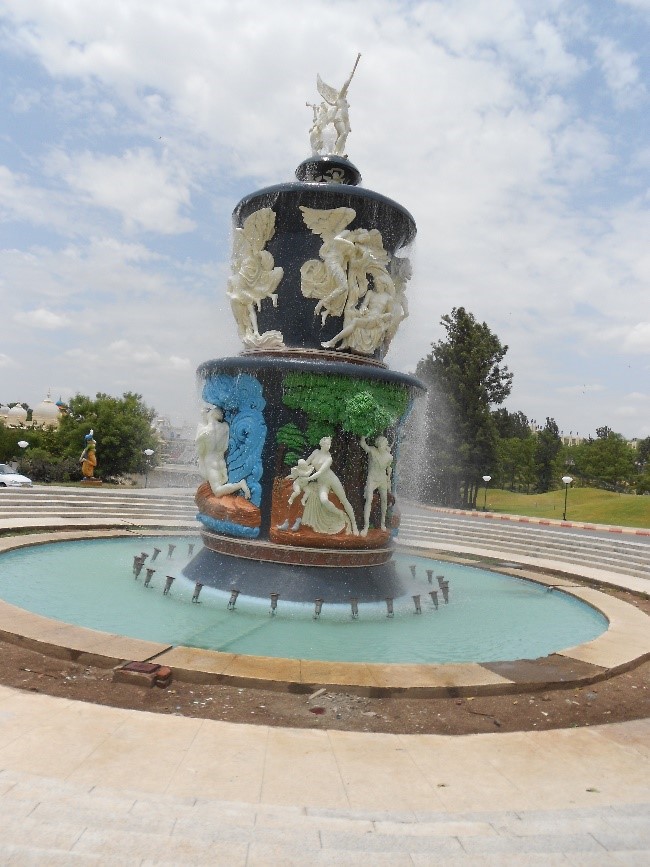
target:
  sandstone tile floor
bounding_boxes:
[0,685,647,864]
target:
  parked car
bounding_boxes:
[0,464,32,487]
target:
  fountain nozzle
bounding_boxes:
[228,589,240,610]
[163,575,175,595]
[144,568,155,588]
[313,598,324,619]
[192,582,203,603]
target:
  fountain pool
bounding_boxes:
[0,536,607,665]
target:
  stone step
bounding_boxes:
[400,519,650,560]
[0,494,196,507]
[399,530,650,579]
[402,514,649,551]
[1,509,197,520]
[0,769,647,861]
[400,525,650,566]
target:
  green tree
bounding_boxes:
[636,436,650,467]
[496,436,536,492]
[573,431,635,490]
[415,307,513,508]
[635,437,650,494]
[57,392,158,482]
[492,408,530,439]
[534,417,562,492]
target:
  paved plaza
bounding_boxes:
[0,487,647,864]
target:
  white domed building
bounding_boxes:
[6,404,28,428]
[32,393,61,429]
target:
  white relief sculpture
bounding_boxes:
[300,206,398,354]
[359,436,393,536]
[382,256,412,352]
[307,54,361,157]
[227,207,285,349]
[287,459,315,508]
[300,206,356,323]
[196,406,251,499]
[288,436,359,535]
[321,280,394,354]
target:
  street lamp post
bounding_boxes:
[482,475,492,512]
[561,475,573,521]
[17,440,29,471]
[143,449,154,488]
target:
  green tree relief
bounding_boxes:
[281,373,409,443]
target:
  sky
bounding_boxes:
[0,0,648,440]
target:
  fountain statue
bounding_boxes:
[184,60,424,602]
[79,430,100,484]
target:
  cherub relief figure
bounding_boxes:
[227,207,284,349]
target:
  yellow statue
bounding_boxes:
[80,430,97,479]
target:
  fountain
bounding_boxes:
[183,59,424,604]
[0,64,617,680]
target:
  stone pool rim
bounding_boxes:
[0,529,648,698]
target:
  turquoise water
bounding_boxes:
[0,536,608,664]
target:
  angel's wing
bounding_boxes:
[316,74,339,105]
[231,227,255,271]
[241,208,276,251]
[300,205,355,239]
[357,228,389,265]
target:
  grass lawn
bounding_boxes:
[479,486,650,529]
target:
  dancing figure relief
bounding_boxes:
[360,435,393,536]
[281,437,359,536]
[307,54,360,157]
[227,207,284,349]
[300,206,401,354]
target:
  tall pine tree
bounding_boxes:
[414,307,513,508]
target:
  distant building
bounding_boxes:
[31,393,61,429]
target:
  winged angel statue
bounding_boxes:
[227,208,284,349]
[307,54,360,157]
[300,206,409,355]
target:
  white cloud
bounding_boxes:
[0,166,73,232]
[0,353,17,368]
[622,322,650,353]
[14,308,72,329]
[107,340,193,372]
[594,37,645,105]
[557,384,604,395]
[169,356,192,371]
[48,148,195,234]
